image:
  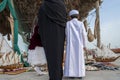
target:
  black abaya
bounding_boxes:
[38,0,67,80]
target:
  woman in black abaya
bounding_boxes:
[38,0,67,80]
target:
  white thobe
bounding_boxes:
[64,18,87,77]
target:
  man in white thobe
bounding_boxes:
[64,10,87,78]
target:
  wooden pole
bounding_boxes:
[95,0,101,48]
[7,14,14,49]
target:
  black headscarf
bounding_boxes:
[40,0,67,27]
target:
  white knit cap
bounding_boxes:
[69,10,79,16]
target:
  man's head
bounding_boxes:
[69,10,79,19]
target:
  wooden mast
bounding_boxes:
[95,0,101,48]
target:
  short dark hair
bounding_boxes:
[70,14,79,18]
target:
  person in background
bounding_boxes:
[64,9,87,79]
[27,16,47,75]
[38,0,67,80]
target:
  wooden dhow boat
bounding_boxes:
[92,45,120,62]
[111,48,120,53]
[0,51,23,70]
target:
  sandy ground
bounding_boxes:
[0,54,120,80]
[0,70,120,80]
